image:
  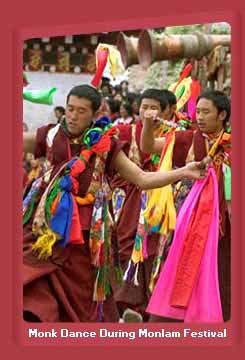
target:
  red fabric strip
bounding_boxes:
[70,158,86,178]
[69,196,84,244]
[91,49,109,88]
[159,130,175,168]
[91,127,117,154]
[170,172,214,308]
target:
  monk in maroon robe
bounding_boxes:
[141,90,231,322]
[110,89,171,320]
[23,85,206,323]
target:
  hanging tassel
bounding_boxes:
[131,190,147,265]
[93,268,106,302]
[114,266,123,285]
[149,256,162,293]
[123,260,135,282]
[142,232,148,259]
[105,275,111,297]
[152,256,162,279]
[111,228,123,285]
[32,227,57,259]
[123,191,147,286]
[148,233,169,292]
[131,235,144,263]
[93,270,99,302]
[133,263,140,286]
[97,302,104,322]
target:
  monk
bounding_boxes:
[141,89,231,322]
[23,84,205,323]
[110,89,176,321]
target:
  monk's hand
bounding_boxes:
[143,109,162,128]
[184,161,208,180]
[199,156,212,176]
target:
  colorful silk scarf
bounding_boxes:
[147,166,223,322]
[23,117,122,313]
[23,116,117,260]
[144,131,176,235]
[124,131,177,286]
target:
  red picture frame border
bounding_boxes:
[2,0,244,357]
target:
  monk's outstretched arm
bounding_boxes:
[114,150,205,190]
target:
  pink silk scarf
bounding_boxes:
[147,167,223,322]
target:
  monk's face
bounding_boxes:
[196,98,226,134]
[65,96,97,136]
[139,98,165,128]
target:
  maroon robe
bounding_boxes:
[23,124,124,322]
[110,121,159,318]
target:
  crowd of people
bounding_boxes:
[22,75,231,324]
[94,79,140,124]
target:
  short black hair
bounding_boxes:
[120,80,129,86]
[107,97,120,114]
[127,92,138,105]
[139,89,168,111]
[120,102,133,117]
[197,90,231,125]
[66,85,102,112]
[114,85,121,93]
[101,83,112,92]
[162,90,177,106]
[54,106,65,114]
[102,76,111,84]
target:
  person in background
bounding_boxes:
[162,89,195,130]
[106,98,121,122]
[162,90,177,120]
[54,106,65,124]
[131,95,140,120]
[113,91,123,104]
[120,80,129,99]
[101,83,112,97]
[113,102,135,125]
[27,158,43,185]
[111,85,121,98]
